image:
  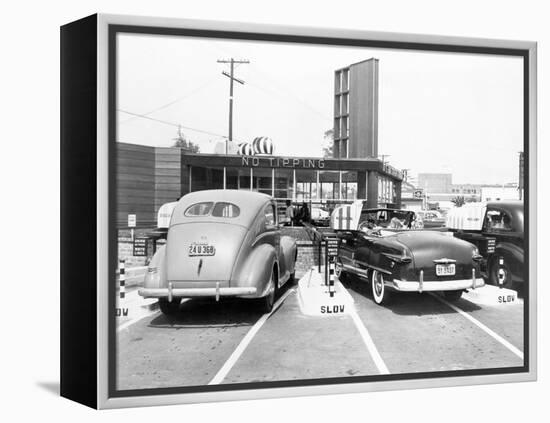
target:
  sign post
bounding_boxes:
[128,214,136,242]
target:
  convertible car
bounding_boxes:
[332,204,484,305]
[139,190,297,315]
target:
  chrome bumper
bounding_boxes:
[139,283,257,301]
[390,277,485,292]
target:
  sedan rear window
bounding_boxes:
[184,202,214,216]
[212,202,240,218]
[184,201,240,218]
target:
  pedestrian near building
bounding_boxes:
[285,200,295,226]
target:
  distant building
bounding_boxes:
[331,58,403,208]
[333,58,379,160]
[417,173,453,194]
[481,184,520,201]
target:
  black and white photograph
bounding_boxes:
[111,26,529,395]
[6,0,549,419]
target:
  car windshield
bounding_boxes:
[359,210,414,229]
[184,201,240,218]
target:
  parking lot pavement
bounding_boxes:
[116,298,265,390]
[342,277,524,374]
[220,287,380,384]
[115,278,525,391]
[458,290,524,353]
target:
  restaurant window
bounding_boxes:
[341,171,358,201]
[190,166,223,192]
[253,167,272,196]
[226,167,247,190]
[274,168,294,200]
[319,171,339,200]
[296,169,317,202]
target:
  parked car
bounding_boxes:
[416,210,446,228]
[311,207,331,227]
[139,190,297,314]
[447,201,524,289]
[332,203,484,305]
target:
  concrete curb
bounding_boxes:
[297,269,355,316]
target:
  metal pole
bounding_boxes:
[325,239,329,286]
[118,259,126,299]
[329,257,335,298]
[228,58,234,152]
[317,239,323,273]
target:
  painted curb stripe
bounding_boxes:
[208,288,295,385]
[432,293,524,360]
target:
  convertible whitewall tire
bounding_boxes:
[371,270,392,305]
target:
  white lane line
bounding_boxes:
[208,288,296,385]
[432,294,524,360]
[348,308,390,375]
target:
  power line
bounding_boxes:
[119,76,220,124]
[117,109,226,138]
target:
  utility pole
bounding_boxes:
[217,58,250,154]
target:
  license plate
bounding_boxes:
[436,263,456,276]
[188,243,216,256]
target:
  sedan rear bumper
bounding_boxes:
[139,284,257,301]
[390,278,485,292]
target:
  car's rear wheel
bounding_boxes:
[371,270,391,305]
[159,298,181,315]
[259,268,276,313]
[443,290,463,301]
[488,256,514,289]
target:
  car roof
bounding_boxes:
[170,189,272,227]
[487,200,523,212]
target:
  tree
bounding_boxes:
[172,126,200,153]
[322,128,334,158]
[451,196,466,208]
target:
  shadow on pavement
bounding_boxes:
[149,280,296,329]
[342,274,482,316]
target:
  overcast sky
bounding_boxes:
[117,33,523,185]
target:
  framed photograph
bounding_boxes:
[60,14,537,409]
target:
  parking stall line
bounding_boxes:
[349,308,390,375]
[208,288,296,385]
[431,294,524,360]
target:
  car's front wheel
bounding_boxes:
[371,270,391,305]
[159,298,181,315]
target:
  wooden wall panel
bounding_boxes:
[116,143,156,227]
[154,147,182,214]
